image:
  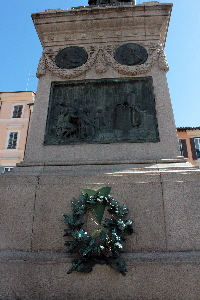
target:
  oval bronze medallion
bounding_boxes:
[55,46,88,69]
[114,43,148,66]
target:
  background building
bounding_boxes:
[177,127,200,168]
[0,91,35,173]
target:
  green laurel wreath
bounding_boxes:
[62,187,134,276]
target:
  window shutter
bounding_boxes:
[12,105,23,118]
[7,132,18,149]
[190,138,197,160]
[181,139,188,158]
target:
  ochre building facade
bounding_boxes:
[177,127,200,168]
[0,91,35,173]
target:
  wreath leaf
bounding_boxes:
[92,202,105,225]
[82,186,111,197]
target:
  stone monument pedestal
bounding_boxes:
[1,163,200,299]
[1,3,200,299]
[23,2,181,166]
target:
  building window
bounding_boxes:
[7,132,18,149]
[194,138,200,159]
[4,167,14,172]
[179,139,188,158]
[12,105,23,118]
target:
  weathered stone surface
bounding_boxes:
[163,180,200,251]
[1,250,200,300]
[31,4,171,48]
[1,164,200,254]
[0,174,38,251]
[1,164,200,299]
[32,171,165,252]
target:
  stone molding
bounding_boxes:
[18,157,188,168]
[1,250,200,264]
[36,42,169,79]
[32,4,172,48]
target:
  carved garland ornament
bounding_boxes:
[36,43,169,79]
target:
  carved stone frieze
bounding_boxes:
[95,48,108,74]
[36,54,46,78]
[104,43,169,75]
[36,46,98,78]
[158,48,169,72]
[36,43,169,78]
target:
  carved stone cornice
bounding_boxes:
[36,42,169,79]
[32,4,172,48]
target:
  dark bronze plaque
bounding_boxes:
[55,46,88,69]
[44,78,159,145]
[114,43,148,66]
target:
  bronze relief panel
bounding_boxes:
[44,78,159,145]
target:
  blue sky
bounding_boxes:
[0,0,199,127]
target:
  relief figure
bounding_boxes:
[116,92,147,130]
[93,108,106,131]
[76,106,91,139]
[55,107,77,138]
